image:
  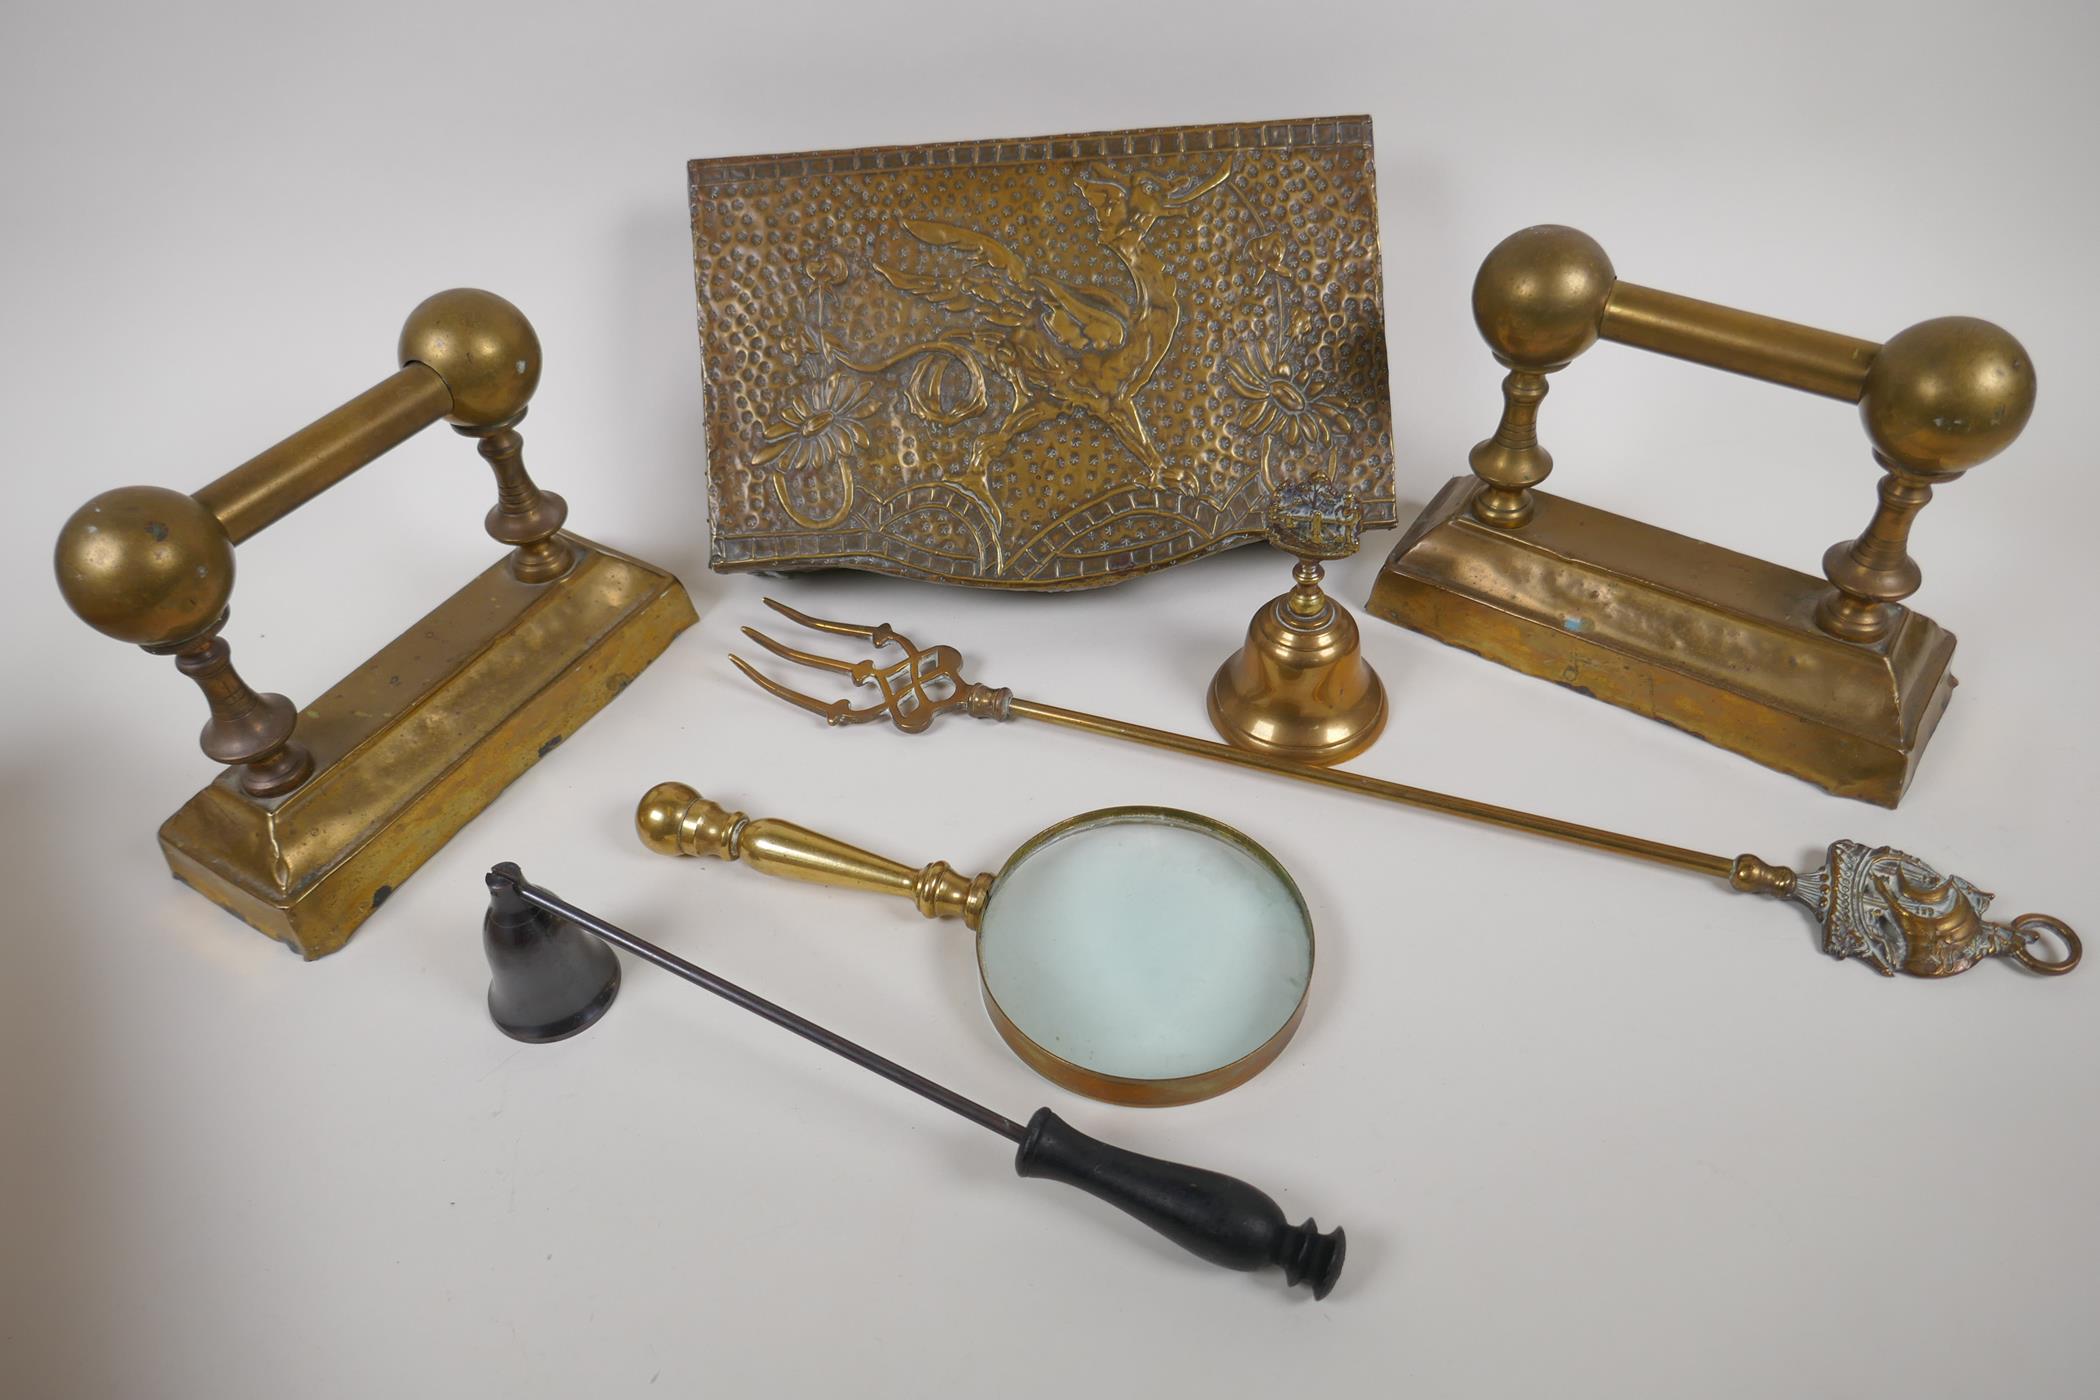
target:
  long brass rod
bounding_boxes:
[1601,282,1880,402]
[194,363,454,542]
[1006,697,1738,881]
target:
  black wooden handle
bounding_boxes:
[1013,1108,1344,1298]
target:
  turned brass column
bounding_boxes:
[397,288,575,584]
[1464,226,1615,529]
[55,485,311,798]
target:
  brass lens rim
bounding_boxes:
[974,804,1315,1107]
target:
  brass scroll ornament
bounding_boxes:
[730,599,2076,980]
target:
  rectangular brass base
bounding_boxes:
[1365,478,1955,807]
[159,534,698,958]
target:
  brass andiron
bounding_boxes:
[1208,480,1387,765]
[731,599,2077,979]
[53,289,697,958]
[1366,225,2037,806]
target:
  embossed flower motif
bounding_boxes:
[1224,342,1354,447]
[1243,232,1290,283]
[806,249,852,287]
[752,375,879,473]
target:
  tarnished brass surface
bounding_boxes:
[1208,480,1386,764]
[56,485,313,796]
[1370,479,1957,804]
[163,538,695,958]
[1601,282,1879,400]
[194,365,454,542]
[56,288,695,953]
[1369,225,2036,803]
[55,485,236,650]
[1785,842,2079,978]
[690,117,1393,588]
[637,785,1313,1102]
[398,288,544,430]
[728,599,2079,978]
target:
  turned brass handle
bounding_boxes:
[635,782,995,928]
[53,289,574,799]
[1464,225,2035,644]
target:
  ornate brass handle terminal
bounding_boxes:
[636,781,994,927]
[1466,226,2035,644]
[729,599,2078,980]
[53,289,574,798]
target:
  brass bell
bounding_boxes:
[1207,480,1387,765]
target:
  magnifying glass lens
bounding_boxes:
[978,812,1312,1087]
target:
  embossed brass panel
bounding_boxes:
[689,118,1393,587]
[1367,225,2036,806]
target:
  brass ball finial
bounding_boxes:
[54,486,234,649]
[635,781,703,855]
[1819,317,2036,645]
[398,288,542,430]
[1472,225,1616,368]
[1860,317,2035,480]
[635,782,748,861]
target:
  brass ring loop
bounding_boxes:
[2009,914,2081,975]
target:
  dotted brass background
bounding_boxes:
[690,118,1393,588]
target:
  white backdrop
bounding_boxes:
[3,2,2096,1395]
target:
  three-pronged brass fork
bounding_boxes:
[732,598,2079,980]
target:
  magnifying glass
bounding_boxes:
[635,783,1315,1106]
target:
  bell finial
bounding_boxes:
[1206,478,1388,765]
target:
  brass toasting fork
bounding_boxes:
[733,599,2079,980]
